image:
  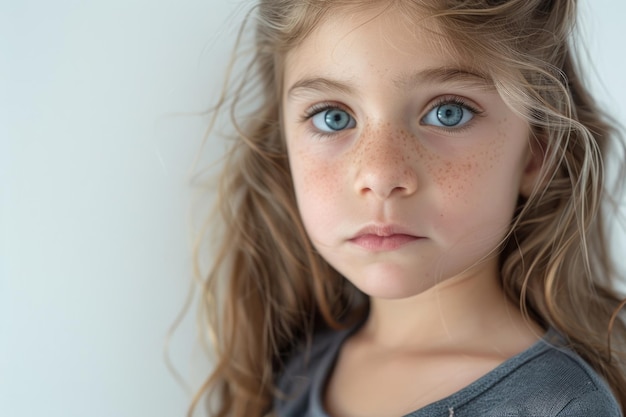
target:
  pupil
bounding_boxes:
[325,109,349,130]
[437,104,463,126]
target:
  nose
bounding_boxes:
[353,128,419,200]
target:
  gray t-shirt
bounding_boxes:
[275,326,622,416]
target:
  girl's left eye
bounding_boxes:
[310,107,356,132]
[421,101,476,128]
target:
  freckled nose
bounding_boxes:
[353,129,419,200]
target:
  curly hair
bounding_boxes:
[188,1,626,416]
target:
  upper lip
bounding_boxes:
[350,224,420,239]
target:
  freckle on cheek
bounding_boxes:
[298,152,333,198]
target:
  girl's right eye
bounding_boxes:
[310,107,356,132]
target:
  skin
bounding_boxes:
[282,6,544,417]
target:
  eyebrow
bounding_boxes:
[394,67,492,90]
[286,67,492,99]
[287,77,357,99]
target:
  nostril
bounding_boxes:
[356,171,417,200]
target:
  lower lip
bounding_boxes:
[349,234,421,251]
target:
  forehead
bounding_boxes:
[282,5,486,94]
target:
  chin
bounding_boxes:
[346,266,438,300]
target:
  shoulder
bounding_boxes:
[533,345,622,416]
[274,326,351,417]
[555,388,623,417]
[463,336,622,417]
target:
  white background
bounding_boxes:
[1,1,625,416]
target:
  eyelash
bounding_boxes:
[300,102,351,122]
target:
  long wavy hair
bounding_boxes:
[189,1,626,416]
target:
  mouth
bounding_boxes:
[349,225,423,251]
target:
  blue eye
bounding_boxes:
[422,102,474,128]
[311,108,356,132]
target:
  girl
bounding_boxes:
[191,0,626,416]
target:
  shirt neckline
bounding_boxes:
[309,326,559,417]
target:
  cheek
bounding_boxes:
[426,122,526,230]
[420,139,505,207]
[293,152,337,199]
[290,149,344,235]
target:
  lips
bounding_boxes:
[349,225,422,251]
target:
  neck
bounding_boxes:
[359,260,542,354]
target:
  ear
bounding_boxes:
[519,134,545,198]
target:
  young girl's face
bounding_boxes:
[282,7,540,300]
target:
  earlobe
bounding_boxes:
[519,136,546,198]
